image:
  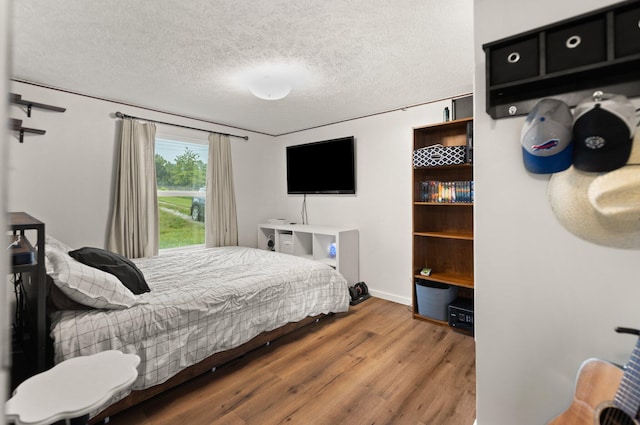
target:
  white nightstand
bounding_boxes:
[5,350,140,425]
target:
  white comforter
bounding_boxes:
[50,246,349,391]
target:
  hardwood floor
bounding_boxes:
[105,297,476,425]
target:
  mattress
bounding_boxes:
[50,246,350,392]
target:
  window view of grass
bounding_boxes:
[159,196,193,215]
[158,196,205,249]
[155,138,208,250]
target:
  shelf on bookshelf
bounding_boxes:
[414,231,473,240]
[413,163,473,171]
[414,272,474,289]
[414,202,474,206]
[316,257,336,268]
[412,313,449,326]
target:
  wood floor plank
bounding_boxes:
[393,332,475,424]
[104,297,476,425]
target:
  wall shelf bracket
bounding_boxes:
[8,93,63,143]
[10,93,66,116]
[9,118,47,143]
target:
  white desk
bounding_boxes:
[5,350,140,425]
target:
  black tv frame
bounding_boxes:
[286,136,356,195]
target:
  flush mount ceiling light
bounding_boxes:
[247,73,291,100]
[238,63,312,101]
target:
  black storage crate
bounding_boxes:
[614,3,640,58]
[545,17,606,73]
[489,36,539,85]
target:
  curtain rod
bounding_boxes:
[114,111,249,141]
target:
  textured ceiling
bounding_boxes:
[12,0,474,136]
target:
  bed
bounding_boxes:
[42,236,350,421]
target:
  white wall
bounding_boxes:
[270,100,453,304]
[7,81,274,249]
[8,79,457,306]
[474,1,640,424]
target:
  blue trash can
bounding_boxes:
[415,280,458,321]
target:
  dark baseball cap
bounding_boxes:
[572,93,636,172]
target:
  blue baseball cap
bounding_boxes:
[521,98,573,174]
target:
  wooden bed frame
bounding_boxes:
[88,314,327,423]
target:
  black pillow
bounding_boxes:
[68,247,150,295]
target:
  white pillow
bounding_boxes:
[45,236,74,274]
[47,249,137,309]
[45,235,73,253]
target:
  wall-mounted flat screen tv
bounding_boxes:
[286,136,356,194]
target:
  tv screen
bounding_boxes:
[286,136,356,194]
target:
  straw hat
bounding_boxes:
[548,129,640,249]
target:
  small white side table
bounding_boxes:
[5,350,140,425]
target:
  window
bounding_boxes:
[155,137,208,249]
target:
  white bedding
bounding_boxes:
[50,246,350,392]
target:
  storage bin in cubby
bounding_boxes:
[415,280,458,321]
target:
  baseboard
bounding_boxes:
[368,289,411,306]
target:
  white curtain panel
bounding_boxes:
[205,133,238,247]
[107,118,159,258]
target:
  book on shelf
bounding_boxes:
[466,121,473,164]
[420,180,474,203]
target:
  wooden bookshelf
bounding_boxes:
[411,118,474,330]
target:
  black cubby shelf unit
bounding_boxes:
[483,0,640,119]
